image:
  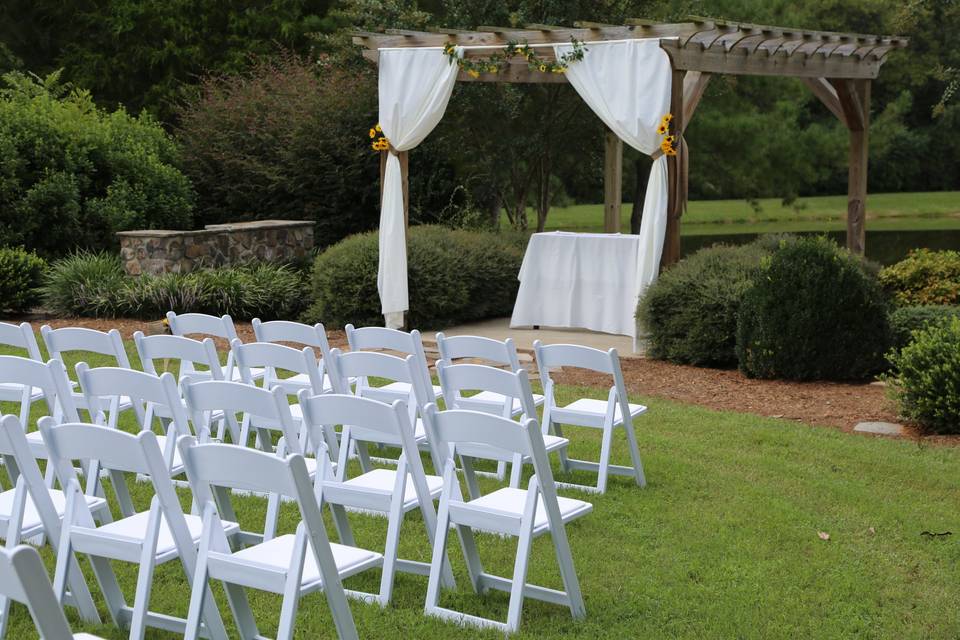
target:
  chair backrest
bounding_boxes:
[0,322,42,360]
[345,325,433,395]
[436,360,537,420]
[533,341,630,421]
[40,326,131,374]
[0,356,79,422]
[252,319,331,353]
[232,339,324,395]
[165,312,238,341]
[422,404,540,467]
[134,331,222,384]
[182,380,301,453]
[435,333,521,370]
[0,545,77,640]
[327,349,430,424]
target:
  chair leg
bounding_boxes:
[552,421,572,474]
[264,492,281,541]
[425,487,454,613]
[508,453,524,488]
[379,474,408,606]
[329,503,356,547]
[596,422,615,494]
[129,503,162,640]
[506,488,538,633]
[622,421,646,488]
[277,528,308,640]
[184,527,212,640]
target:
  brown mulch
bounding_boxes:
[6,314,942,443]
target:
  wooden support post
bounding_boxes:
[603,129,623,233]
[661,68,686,269]
[846,81,869,255]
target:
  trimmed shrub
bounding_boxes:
[885,317,960,434]
[878,249,960,306]
[0,71,194,256]
[0,246,46,313]
[889,305,960,351]
[638,242,771,367]
[736,236,890,381]
[305,226,525,328]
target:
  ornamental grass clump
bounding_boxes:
[885,317,960,434]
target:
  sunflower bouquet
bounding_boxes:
[657,113,677,156]
[368,123,389,152]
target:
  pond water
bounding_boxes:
[681,229,960,265]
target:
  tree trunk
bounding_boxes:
[631,157,647,234]
[536,156,552,232]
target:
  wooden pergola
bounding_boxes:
[354,17,907,265]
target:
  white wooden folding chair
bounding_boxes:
[422,405,592,634]
[436,361,569,492]
[326,348,432,470]
[0,414,107,638]
[533,341,646,494]
[40,419,236,640]
[182,380,315,542]
[0,544,105,640]
[232,339,326,425]
[40,325,143,425]
[165,311,264,382]
[0,322,45,427]
[345,324,442,401]
[252,319,335,392]
[178,438,380,640]
[297,392,454,605]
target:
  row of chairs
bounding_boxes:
[0,313,648,639]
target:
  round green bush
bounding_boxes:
[885,317,960,434]
[736,236,891,381]
[0,71,194,256]
[638,242,771,367]
[888,305,960,351]
[0,246,46,313]
[305,225,524,328]
[878,248,960,306]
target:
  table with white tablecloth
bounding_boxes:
[510,232,642,339]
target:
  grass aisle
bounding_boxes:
[2,343,960,638]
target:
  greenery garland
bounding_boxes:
[443,38,586,78]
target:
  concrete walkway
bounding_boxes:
[425,317,642,358]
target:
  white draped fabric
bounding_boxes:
[377,47,460,328]
[554,39,672,340]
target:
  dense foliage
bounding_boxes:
[0,246,46,313]
[0,72,193,256]
[889,305,960,351]
[639,242,770,367]
[885,317,960,434]
[736,236,891,381]
[305,225,525,328]
[878,249,960,306]
[41,252,306,319]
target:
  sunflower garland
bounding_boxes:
[368,123,390,152]
[443,38,586,78]
[657,113,677,156]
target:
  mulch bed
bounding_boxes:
[6,314,940,444]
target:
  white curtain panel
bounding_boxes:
[555,39,673,337]
[377,46,460,328]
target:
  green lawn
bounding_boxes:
[4,341,960,638]
[532,190,960,235]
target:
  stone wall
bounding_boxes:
[117,220,313,276]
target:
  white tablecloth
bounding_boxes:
[510,232,641,338]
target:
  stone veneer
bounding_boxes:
[117,220,313,276]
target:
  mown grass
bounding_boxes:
[527,190,960,235]
[3,339,960,639]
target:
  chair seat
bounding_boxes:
[153,435,184,472]
[466,487,592,536]
[0,489,107,539]
[341,468,443,509]
[541,434,569,452]
[379,381,443,399]
[276,372,335,393]
[91,512,239,562]
[230,534,382,589]
[556,398,647,424]
[0,382,45,402]
[461,391,545,416]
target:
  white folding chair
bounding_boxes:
[345,324,442,401]
[40,326,143,425]
[436,362,569,493]
[0,322,45,427]
[326,348,432,470]
[40,419,236,640]
[0,414,107,637]
[435,333,544,413]
[182,380,315,542]
[422,405,591,634]
[165,312,264,382]
[297,392,454,605]
[534,342,646,494]
[252,319,335,392]
[178,438,379,640]
[0,544,105,640]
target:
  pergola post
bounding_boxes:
[661,68,686,268]
[603,128,623,233]
[840,80,870,255]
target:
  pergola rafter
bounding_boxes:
[354,17,907,263]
